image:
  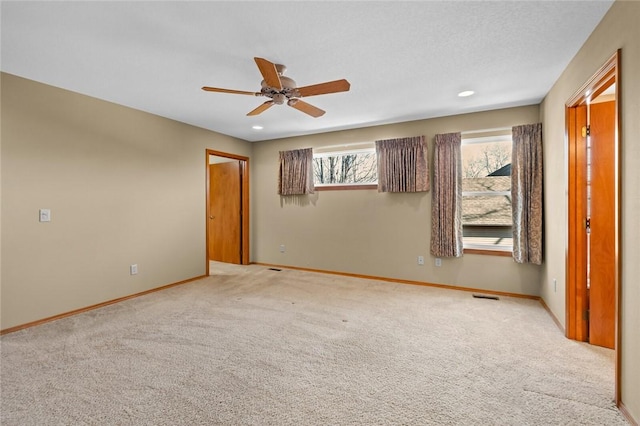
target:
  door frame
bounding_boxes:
[205,149,250,273]
[565,50,621,403]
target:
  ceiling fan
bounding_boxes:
[202,57,350,118]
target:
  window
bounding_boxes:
[313,147,377,188]
[461,134,512,252]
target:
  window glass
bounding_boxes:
[461,135,512,251]
[313,148,377,186]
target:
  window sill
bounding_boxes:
[464,248,512,257]
[315,184,378,191]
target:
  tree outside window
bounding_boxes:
[461,136,512,251]
[313,149,377,186]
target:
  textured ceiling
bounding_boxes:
[1,1,614,142]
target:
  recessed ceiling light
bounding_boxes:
[252,125,263,130]
[458,90,475,97]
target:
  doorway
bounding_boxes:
[565,50,621,402]
[206,150,250,272]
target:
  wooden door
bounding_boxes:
[565,50,620,404]
[567,104,589,342]
[588,100,616,349]
[209,161,241,264]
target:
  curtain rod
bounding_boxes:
[460,127,511,135]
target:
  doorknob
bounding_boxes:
[210,216,215,219]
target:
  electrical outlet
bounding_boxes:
[130,264,138,275]
[279,244,285,253]
[417,256,425,265]
[435,258,442,267]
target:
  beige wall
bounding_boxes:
[0,73,251,329]
[252,105,542,296]
[540,0,640,420]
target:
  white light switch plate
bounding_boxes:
[39,209,51,222]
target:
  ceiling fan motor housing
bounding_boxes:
[260,74,298,103]
[272,93,287,105]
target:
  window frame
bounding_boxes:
[312,146,378,190]
[461,134,513,255]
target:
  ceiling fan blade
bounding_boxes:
[296,79,350,97]
[254,57,282,90]
[287,99,325,118]
[202,86,259,96]
[247,100,275,116]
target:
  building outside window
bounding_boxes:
[461,134,513,252]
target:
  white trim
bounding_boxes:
[463,242,513,252]
[314,182,378,187]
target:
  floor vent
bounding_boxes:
[268,268,282,272]
[472,294,499,300]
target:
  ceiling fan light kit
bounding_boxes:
[202,57,350,118]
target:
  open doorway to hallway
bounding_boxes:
[565,50,621,403]
[206,150,250,274]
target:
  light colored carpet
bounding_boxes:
[1,264,627,425]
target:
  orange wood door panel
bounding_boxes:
[588,100,616,349]
[209,161,241,264]
[567,104,589,341]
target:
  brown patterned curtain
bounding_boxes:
[278,148,315,195]
[375,136,429,192]
[511,123,543,264]
[430,132,463,257]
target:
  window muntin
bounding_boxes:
[461,135,513,252]
[313,148,377,187]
